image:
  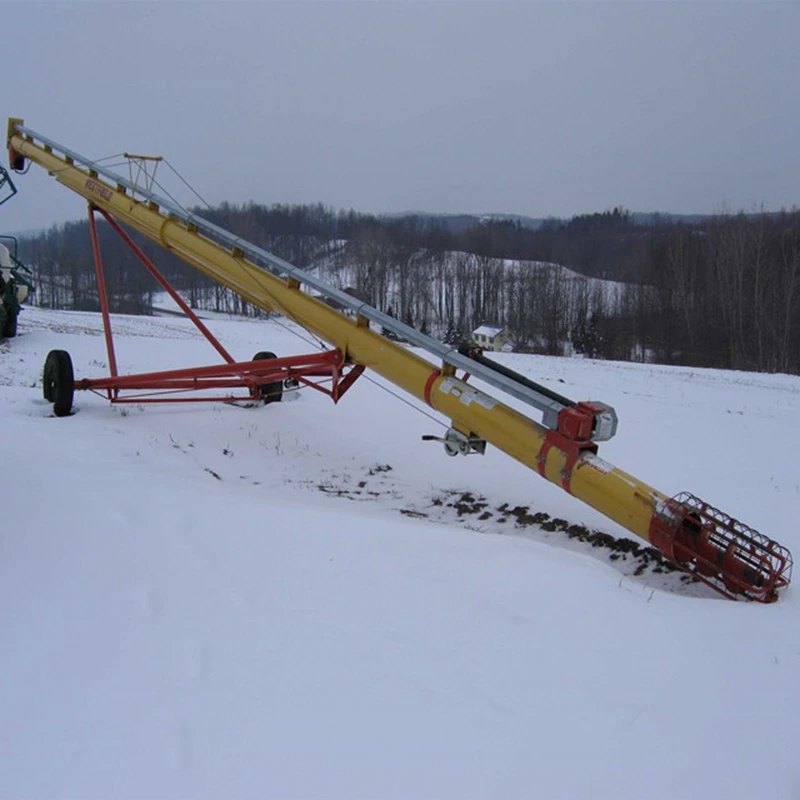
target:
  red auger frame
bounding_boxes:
[42,205,364,415]
[650,492,793,602]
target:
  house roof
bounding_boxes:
[473,324,505,338]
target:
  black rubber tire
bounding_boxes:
[42,351,55,402]
[2,313,17,338]
[43,350,74,417]
[252,351,283,404]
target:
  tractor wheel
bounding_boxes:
[2,313,17,338]
[43,350,74,417]
[252,351,283,404]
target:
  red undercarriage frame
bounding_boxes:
[82,205,364,406]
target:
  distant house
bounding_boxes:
[472,324,509,352]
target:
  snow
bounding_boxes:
[2,306,799,799]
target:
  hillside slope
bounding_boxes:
[1,307,798,798]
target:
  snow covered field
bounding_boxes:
[2,305,799,799]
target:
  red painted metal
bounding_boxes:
[78,351,341,393]
[332,363,365,403]
[533,401,605,494]
[536,428,597,494]
[88,205,119,397]
[424,369,441,408]
[649,492,793,602]
[74,344,357,405]
[94,206,236,365]
[78,202,365,407]
[557,401,610,442]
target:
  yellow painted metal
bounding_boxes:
[7,118,22,145]
[8,122,666,545]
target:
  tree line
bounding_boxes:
[18,201,800,375]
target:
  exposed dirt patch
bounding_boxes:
[308,464,701,594]
[449,492,490,517]
[431,490,689,582]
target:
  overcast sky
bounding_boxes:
[4,1,799,234]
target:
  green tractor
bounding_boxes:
[1,239,34,338]
[1,165,35,338]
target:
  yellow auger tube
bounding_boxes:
[9,121,791,600]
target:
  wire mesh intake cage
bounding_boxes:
[650,492,793,602]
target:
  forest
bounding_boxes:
[17,202,800,375]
